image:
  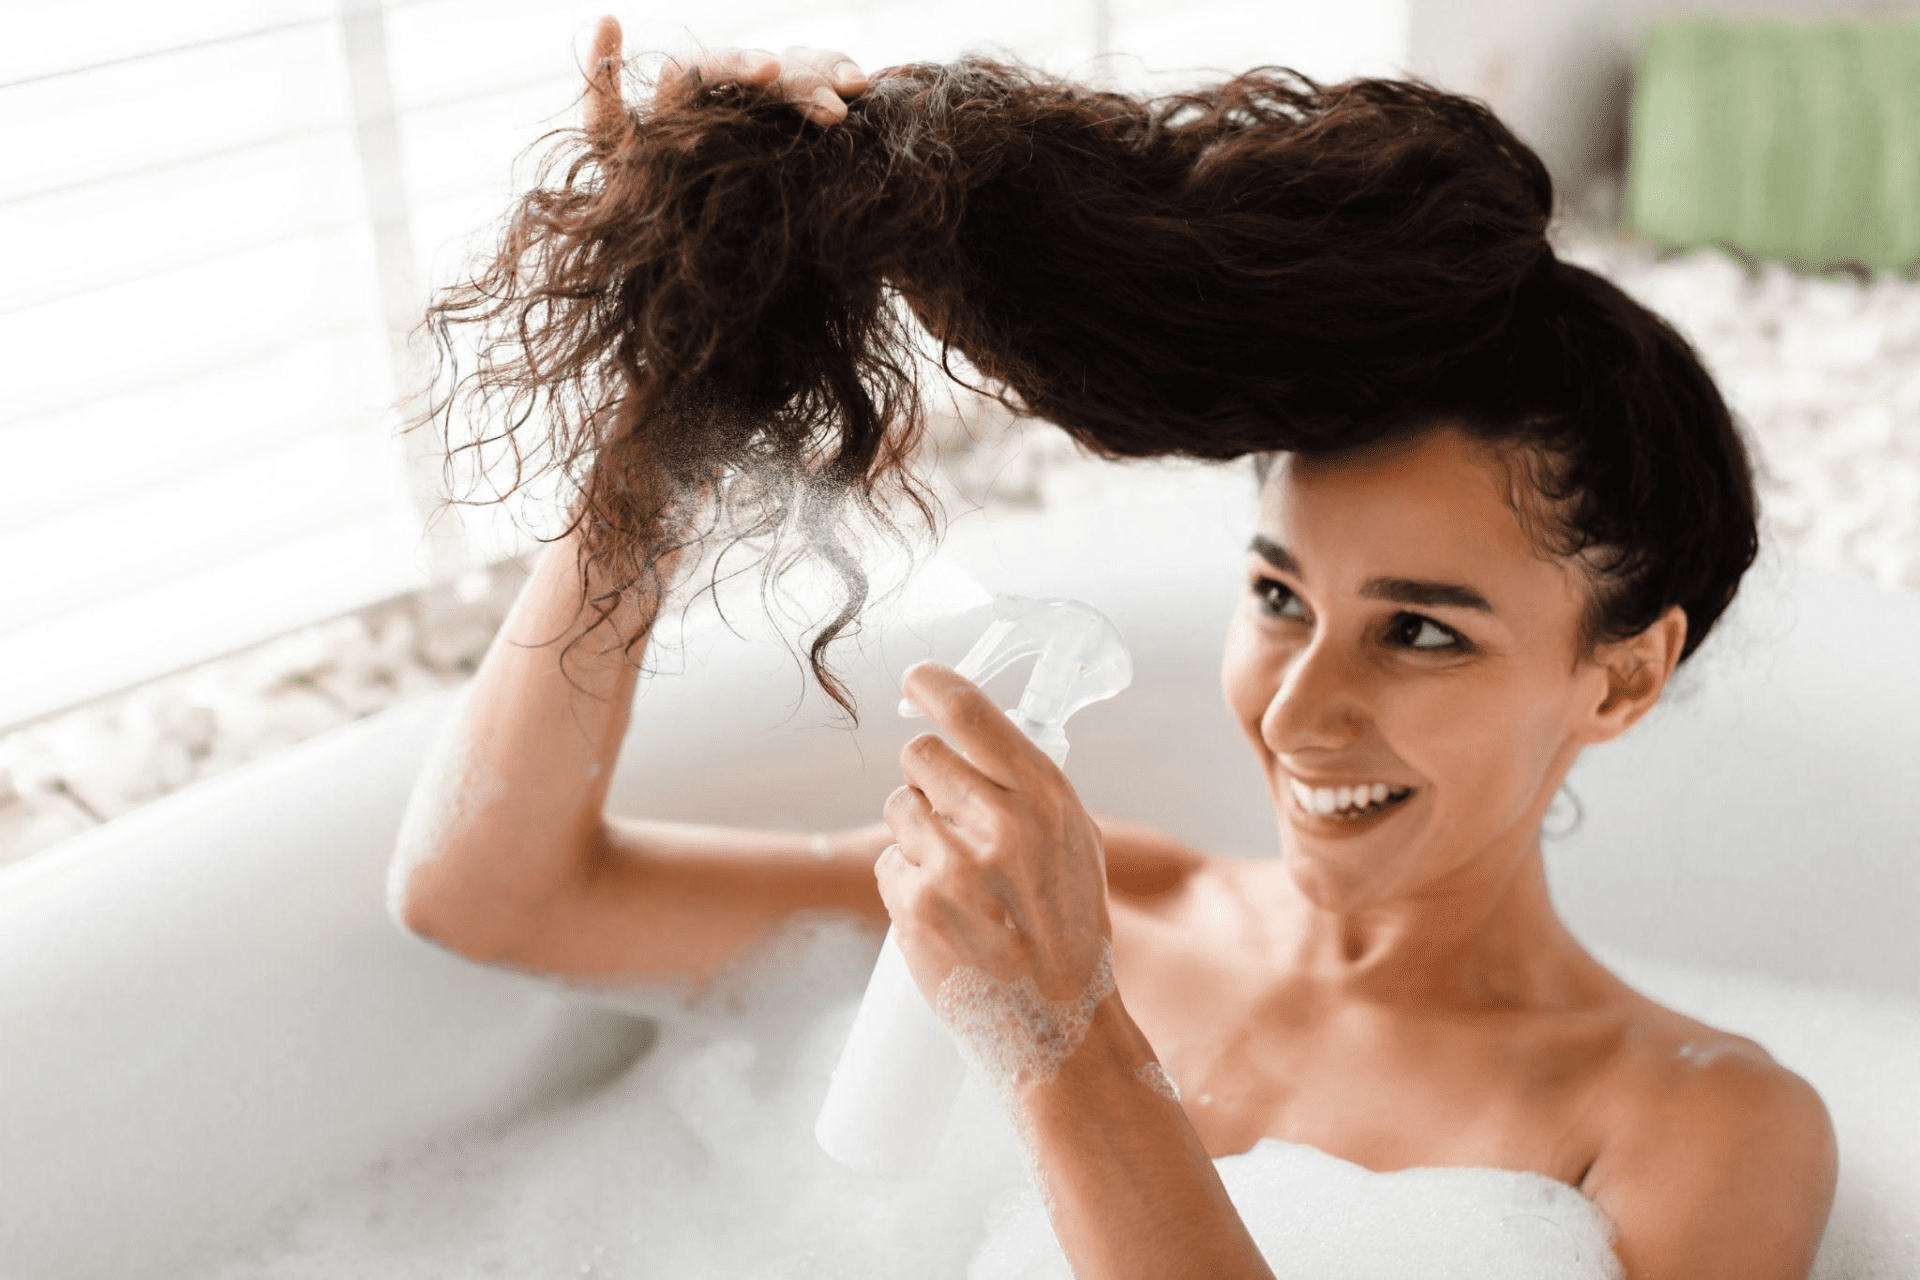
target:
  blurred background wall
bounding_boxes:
[1408,0,1916,224]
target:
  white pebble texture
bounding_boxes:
[1558,232,1920,593]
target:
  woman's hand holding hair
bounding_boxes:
[587,15,868,140]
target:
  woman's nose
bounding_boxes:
[1261,636,1366,754]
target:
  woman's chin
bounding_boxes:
[1273,796,1420,908]
[1278,843,1402,915]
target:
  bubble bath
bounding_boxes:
[200,916,1628,1280]
[206,916,1037,1280]
[1134,1059,1181,1103]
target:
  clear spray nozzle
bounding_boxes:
[900,595,1133,766]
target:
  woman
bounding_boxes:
[392,22,1837,1278]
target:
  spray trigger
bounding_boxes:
[899,595,1132,766]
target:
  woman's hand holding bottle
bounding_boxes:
[880,661,1116,1009]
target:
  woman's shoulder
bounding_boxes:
[1593,988,1829,1137]
[1093,813,1213,907]
[1580,985,1838,1277]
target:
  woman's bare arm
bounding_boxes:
[1020,995,1276,1279]
[388,526,662,952]
[393,25,887,975]
[521,813,1207,986]
[389,519,899,971]
[390,525,1198,986]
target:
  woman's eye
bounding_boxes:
[1391,614,1461,651]
[1254,578,1307,620]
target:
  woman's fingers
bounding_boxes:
[778,46,869,123]
[900,662,1044,791]
[657,45,781,106]
[876,791,1004,935]
[884,782,962,848]
[584,16,628,154]
[655,44,868,125]
[898,731,998,832]
[824,56,869,94]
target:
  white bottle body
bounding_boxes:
[813,924,969,1177]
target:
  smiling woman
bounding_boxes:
[1179,390,1826,1279]
[982,421,1832,1280]
[389,22,1837,1280]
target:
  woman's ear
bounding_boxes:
[1577,604,1688,745]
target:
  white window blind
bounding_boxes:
[0,0,1402,733]
[0,0,447,731]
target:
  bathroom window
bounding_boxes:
[1,0,439,731]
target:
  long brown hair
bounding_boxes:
[416,53,1750,717]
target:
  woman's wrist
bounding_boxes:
[1019,992,1164,1108]
[1016,995,1276,1280]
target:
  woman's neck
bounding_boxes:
[1236,833,1602,1012]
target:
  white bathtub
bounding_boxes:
[2,469,1916,1278]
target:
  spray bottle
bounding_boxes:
[813,594,1133,1177]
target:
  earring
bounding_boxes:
[1542,784,1583,841]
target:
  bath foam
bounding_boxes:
[1134,1059,1181,1103]
[935,937,1118,1211]
[967,1139,1624,1280]
[934,939,1118,1094]
[196,921,1917,1279]
[203,913,1035,1280]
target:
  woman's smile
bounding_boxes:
[1282,774,1418,835]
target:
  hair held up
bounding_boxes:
[420,52,1753,717]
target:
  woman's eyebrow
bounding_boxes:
[1248,536,1495,614]
[1247,535,1301,574]
[1361,577,1495,613]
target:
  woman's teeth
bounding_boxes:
[1287,778,1412,819]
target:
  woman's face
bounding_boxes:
[1219,426,1618,913]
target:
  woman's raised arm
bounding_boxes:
[384,524,662,958]
[386,24,890,982]
[386,521,900,982]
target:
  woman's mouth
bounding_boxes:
[1285,777,1414,825]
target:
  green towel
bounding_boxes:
[1628,20,1920,271]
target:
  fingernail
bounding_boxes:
[742,53,774,74]
[811,86,842,112]
[833,60,864,82]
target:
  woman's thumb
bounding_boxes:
[584,16,629,155]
